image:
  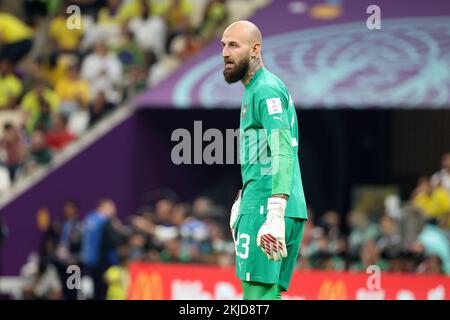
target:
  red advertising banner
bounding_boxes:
[128,263,450,300]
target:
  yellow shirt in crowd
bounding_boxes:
[414,187,450,227]
[97,7,126,25]
[119,0,169,21]
[0,73,22,107]
[21,88,60,131]
[49,16,84,51]
[55,78,90,106]
[165,0,193,29]
[0,13,33,44]
[104,265,129,300]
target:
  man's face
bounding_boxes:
[442,153,450,171]
[0,60,11,75]
[102,201,117,217]
[64,202,78,219]
[31,131,46,150]
[221,29,250,84]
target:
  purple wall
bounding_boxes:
[0,114,139,275]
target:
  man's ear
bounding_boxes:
[251,43,261,58]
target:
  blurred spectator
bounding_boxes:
[196,0,228,42]
[46,113,76,151]
[431,152,450,193]
[0,12,34,65]
[81,198,123,300]
[192,196,219,218]
[55,201,82,266]
[376,215,402,259]
[320,210,345,255]
[97,0,126,25]
[49,3,85,55]
[124,64,148,100]
[23,0,49,26]
[398,204,426,249]
[347,211,378,258]
[0,122,27,181]
[128,0,167,58]
[298,212,316,268]
[91,0,126,46]
[129,210,160,261]
[0,59,23,109]
[386,252,407,273]
[26,55,70,88]
[415,220,450,274]
[23,130,53,175]
[208,223,234,266]
[412,176,450,229]
[160,237,192,262]
[417,254,445,275]
[88,91,116,127]
[54,200,82,300]
[179,217,211,263]
[104,246,130,300]
[350,240,388,272]
[308,234,332,269]
[80,40,123,104]
[120,0,169,21]
[163,0,193,53]
[21,78,60,133]
[151,198,179,247]
[55,61,90,117]
[112,26,145,77]
[0,163,11,195]
[176,30,203,61]
[67,104,90,138]
[22,256,63,300]
[32,95,53,133]
[127,232,147,261]
[67,0,106,17]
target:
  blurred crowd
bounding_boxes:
[17,152,449,300]
[0,0,231,193]
[22,196,234,300]
[300,152,450,275]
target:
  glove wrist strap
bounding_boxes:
[267,197,287,217]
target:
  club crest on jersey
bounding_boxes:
[242,104,247,118]
[266,97,282,115]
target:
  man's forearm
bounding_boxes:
[270,128,294,197]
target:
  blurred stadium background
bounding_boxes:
[0,0,449,300]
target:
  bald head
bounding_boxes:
[223,20,262,47]
[221,21,264,84]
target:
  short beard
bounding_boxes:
[223,56,249,84]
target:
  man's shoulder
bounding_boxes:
[253,69,288,99]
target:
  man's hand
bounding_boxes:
[257,197,288,261]
[230,189,241,240]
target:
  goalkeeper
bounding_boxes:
[222,21,308,300]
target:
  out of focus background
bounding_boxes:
[0,0,449,300]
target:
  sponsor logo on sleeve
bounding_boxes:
[266,97,283,115]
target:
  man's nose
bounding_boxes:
[222,46,229,58]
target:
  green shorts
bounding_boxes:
[233,214,305,291]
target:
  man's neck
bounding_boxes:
[242,56,263,86]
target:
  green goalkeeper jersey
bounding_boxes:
[239,67,307,219]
